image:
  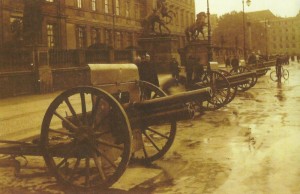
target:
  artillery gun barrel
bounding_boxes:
[127,87,211,128]
[132,87,211,110]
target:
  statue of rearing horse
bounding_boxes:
[141,9,171,35]
[185,12,207,42]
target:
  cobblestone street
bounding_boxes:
[0,62,300,194]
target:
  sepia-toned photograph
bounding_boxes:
[0,0,299,193]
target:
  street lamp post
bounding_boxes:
[207,0,212,64]
[265,19,270,59]
[242,0,251,61]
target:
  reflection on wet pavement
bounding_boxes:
[0,63,299,193]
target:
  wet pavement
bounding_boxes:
[0,62,299,193]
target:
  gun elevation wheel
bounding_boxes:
[230,66,257,91]
[195,70,230,111]
[41,86,132,190]
[131,81,176,163]
[218,70,238,104]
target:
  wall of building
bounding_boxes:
[268,16,300,55]
[0,0,195,50]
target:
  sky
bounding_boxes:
[195,0,300,17]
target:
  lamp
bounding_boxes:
[246,0,251,6]
[243,0,251,61]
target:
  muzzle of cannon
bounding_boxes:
[126,87,212,128]
[225,71,257,87]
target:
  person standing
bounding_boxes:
[231,55,239,72]
[186,56,194,87]
[225,55,231,68]
[138,53,159,87]
[248,52,257,65]
[170,57,179,80]
[193,57,204,83]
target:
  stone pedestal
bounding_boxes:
[178,40,209,67]
[138,36,179,73]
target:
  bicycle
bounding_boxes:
[270,66,289,81]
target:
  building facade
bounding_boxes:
[0,0,195,50]
[247,10,300,56]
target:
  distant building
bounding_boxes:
[247,10,300,56]
[0,0,195,50]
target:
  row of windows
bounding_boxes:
[272,28,297,33]
[272,43,297,49]
[46,24,134,49]
[272,36,297,41]
[45,0,132,16]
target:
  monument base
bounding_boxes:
[138,36,179,73]
[178,40,210,66]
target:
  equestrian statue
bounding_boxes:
[141,0,175,36]
[185,12,207,42]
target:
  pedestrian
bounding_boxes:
[225,56,231,68]
[248,52,257,65]
[186,56,194,87]
[193,57,204,83]
[136,53,159,98]
[231,55,239,72]
[275,55,283,79]
[169,57,179,80]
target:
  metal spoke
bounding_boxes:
[80,92,87,125]
[146,127,169,139]
[143,131,161,152]
[64,98,81,126]
[49,128,74,137]
[85,157,90,187]
[95,139,124,150]
[92,153,106,180]
[68,158,81,182]
[56,144,78,169]
[54,111,78,131]
[94,130,111,138]
[91,143,117,169]
[91,96,101,127]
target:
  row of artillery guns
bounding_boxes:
[162,58,276,111]
[0,59,274,191]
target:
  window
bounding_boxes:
[47,24,57,48]
[77,26,86,48]
[126,32,132,47]
[115,0,120,16]
[105,29,112,46]
[125,1,130,17]
[10,17,23,40]
[91,0,96,11]
[115,32,121,49]
[77,0,82,8]
[105,0,109,13]
[91,28,100,44]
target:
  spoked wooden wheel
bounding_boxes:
[230,66,257,92]
[270,71,277,81]
[218,70,238,104]
[131,81,176,163]
[196,70,230,111]
[41,86,132,190]
[282,68,289,80]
